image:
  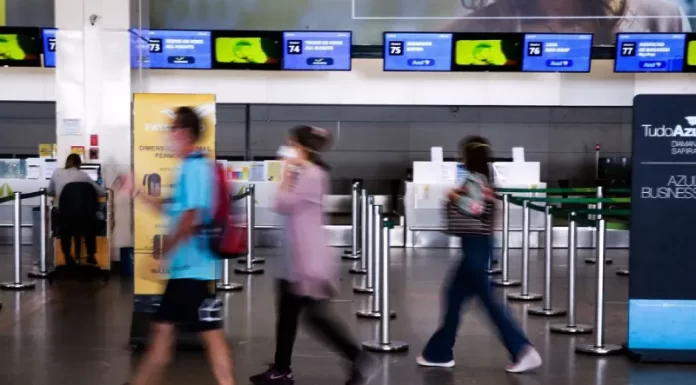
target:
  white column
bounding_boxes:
[55,0,144,255]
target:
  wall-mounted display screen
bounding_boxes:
[522,33,593,73]
[282,31,351,71]
[0,27,42,68]
[42,28,56,68]
[212,31,282,70]
[383,32,453,72]
[452,33,523,72]
[614,33,687,73]
[144,30,212,69]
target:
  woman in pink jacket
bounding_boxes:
[250,126,375,385]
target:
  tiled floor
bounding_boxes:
[0,246,694,385]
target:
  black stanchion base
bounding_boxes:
[616,269,630,276]
[550,323,594,334]
[353,286,374,294]
[507,292,543,301]
[584,258,613,265]
[362,340,409,353]
[216,282,244,292]
[28,271,50,279]
[356,310,396,319]
[492,279,521,287]
[234,267,264,275]
[342,254,361,261]
[486,268,502,275]
[0,282,36,290]
[237,258,265,265]
[528,307,567,317]
[576,343,623,356]
[349,267,368,275]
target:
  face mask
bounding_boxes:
[277,145,298,160]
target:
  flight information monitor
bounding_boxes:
[145,29,212,69]
[283,31,351,71]
[0,27,42,67]
[212,30,283,70]
[383,32,453,71]
[522,33,593,72]
[615,33,686,73]
[452,33,523,72]
[42,28,56,68]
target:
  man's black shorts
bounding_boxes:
[153,279,222,333]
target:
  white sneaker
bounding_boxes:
[416,355,455,368]
[505,347,542,373]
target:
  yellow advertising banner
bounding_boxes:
[133,93,216,295]
[0,0,5,26]
[39,143,54,158]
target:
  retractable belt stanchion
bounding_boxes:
[1,192,36,290]
[343,182,361,261]
[217,259,243,291]
[508,200,542,301]
[576,217,622,355]
[362,216,408,353]
[29,188,49,279]
[235,185,264,275]
[237,189,265,266]
[354,197,375,294]
[586,186,612,265]
[492,194,520,287]
[550,212,592,334]
[357,204,395,319]
[528,205,566,316]
[350,189,369,275]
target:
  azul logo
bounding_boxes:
[643,116,696,138]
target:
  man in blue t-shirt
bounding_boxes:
[128,107,236,385]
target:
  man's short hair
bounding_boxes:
[173,106,201,141]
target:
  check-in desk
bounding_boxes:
[53,192,113,270]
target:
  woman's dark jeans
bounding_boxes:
[422,234,529,363]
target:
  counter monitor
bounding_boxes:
[452,33,523,72]
[614,33,687,73]
[283,31,351,71]
[522,33,593,73]
[144,29,213,69]
[0,27,42,68]
[212,30,282,70]
[42,28,56,68]
[383,32,453,72]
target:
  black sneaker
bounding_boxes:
[249,366,294,385]
[346,353,378,385]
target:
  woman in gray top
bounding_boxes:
[47,154,106,206]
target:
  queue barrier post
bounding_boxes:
[343,182,361,260]
[550,212,593,335]
[354,196,375,294]
[356,204,395,320]
[235,185,264,275]
[1,192,36,291]
[492,194,520,287]
[576,217,623,355]
[586,186,613,265]
[362,216,408,353]
[350,189,369,275]
[528,205,566,317]
[507,200,542,302]
[29,188,50,279]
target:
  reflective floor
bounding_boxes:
[0,246,694,385]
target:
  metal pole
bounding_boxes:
[217,259,243,291]
[235,185,263,275]
[2,192,35,290]
[357,204,394,319]
[529,205,566,316]
[362,216,408,353]
[354,197,375,294]
[350,189,369,274]
[343,182,361,260]
[586,186,612,265]
[550,212,592,334]
[29,188,50,279]
[576,218,622,355]
[493,194,519,287]
[508,200,541,301]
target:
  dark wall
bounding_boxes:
[0,102,632,193]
